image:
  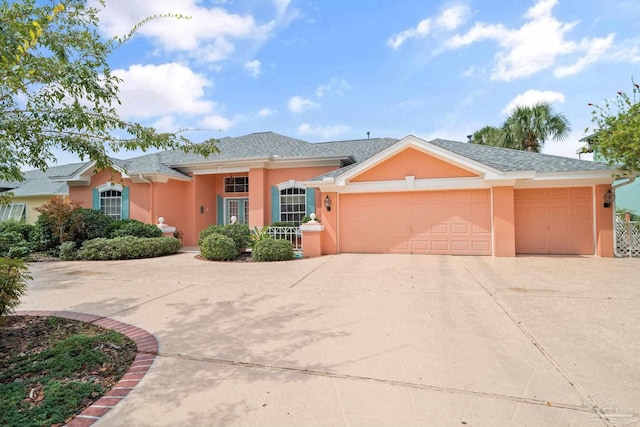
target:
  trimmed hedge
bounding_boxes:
[77,236,182,260]
[198,223,250,253]
[200,233,238,261]
[107,219,162,238]
[59,241,78,261]
[252,238,294,262]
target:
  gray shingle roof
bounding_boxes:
[159,132,349,166]
[429,139,614,173]
[0,163,84,197]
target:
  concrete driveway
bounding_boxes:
[20,253,640,426]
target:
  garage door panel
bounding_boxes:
[515,187,594,255]
[339,190,492,255]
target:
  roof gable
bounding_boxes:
[350,146,478,182]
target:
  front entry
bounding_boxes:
[225,198,249,224]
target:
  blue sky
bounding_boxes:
[55,0,640,164]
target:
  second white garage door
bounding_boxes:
[339,190,492,255]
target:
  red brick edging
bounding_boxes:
[13,310,159,427]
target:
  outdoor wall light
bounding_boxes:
[604,189,615,208]
[324,195,331,211]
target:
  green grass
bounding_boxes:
[0,324,133,427]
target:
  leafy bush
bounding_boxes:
[59,242,78,261]
[198,223,250,253]
[107,219,162,238]
[0,258,31,317]
[0,220,34,242]
[200,233,238,261]
[252,238,294,262]
[270,221,295,227]
[0,231,31,259]
[31,215,59,253]
[249,226,272,249]
[77,237,182,260]
[301,215,321,224]
[67,208,113,244]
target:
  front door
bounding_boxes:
[225,198,249,225]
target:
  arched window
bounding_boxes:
[280,186,306,225]
[93,183,128,220]
[271,181,315,226]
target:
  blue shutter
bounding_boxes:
[271,186,280,224]
[306,188,316,216]
[121,187,130,220]
[92,188,99,210]
[216,195,224,224]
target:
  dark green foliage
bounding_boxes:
[0,231,31,259]
[198,223,250,252]
[0,326,131,427]
[31,215,59,253]
[58,241,77,261]
[200,233,238,261]
[0,220,34,242]
[0,257,31,317]
[107,219,162,238]
[67,208,113,245]
[77,236,182,260]
[252,238,294,262]
[270,221,295,227]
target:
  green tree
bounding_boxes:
[470,102,570,152]
[470,125,505,147]
[588,82,640,175]
[0,0,217,183]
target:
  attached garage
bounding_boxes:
[514,187,594,255]
[339,190,492,255]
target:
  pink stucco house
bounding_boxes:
[53,132,621,257]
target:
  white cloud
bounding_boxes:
[273,0,291,16]
[152,116,180,132]
[388,4,469,49]
[554,34,615,77]
[445,0,614,81]
[288,96,319,113]
[503,90,565,114]
[244,59,262,77]
[113,63,214,119]
[93,0,275,63]
[199,114,233,131]
[298,123,350,139]
[542,130,592,160]
[258,108,275,117]
[316,77,351,98]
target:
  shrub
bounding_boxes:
[59,241,78,261]
[77,237,182,260]
[107,219,162,238]
[200,233,238,261]
[35,198,81,243]
[249,226,272,249]
[0,231,31,259]
[0,220,34,242]
[270,221,295,227]
[198,223,250,253]
[252,238,294,262]
[67,208,113,244]
[0,257,31,317]
[31,214,59,253]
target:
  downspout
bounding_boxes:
[138,175,154,224]
[612,176,637,257]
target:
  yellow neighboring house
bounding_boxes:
[0,163,89,224]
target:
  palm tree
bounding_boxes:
[502,102,570,152]
[470,126,506,147]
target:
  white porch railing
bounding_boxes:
[615,219,640,257]
[267,226,302,251]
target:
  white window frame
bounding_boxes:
[0,203,26,222]
[278,181,306,226]
[224,176,249,193]
[97,183,123,220]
